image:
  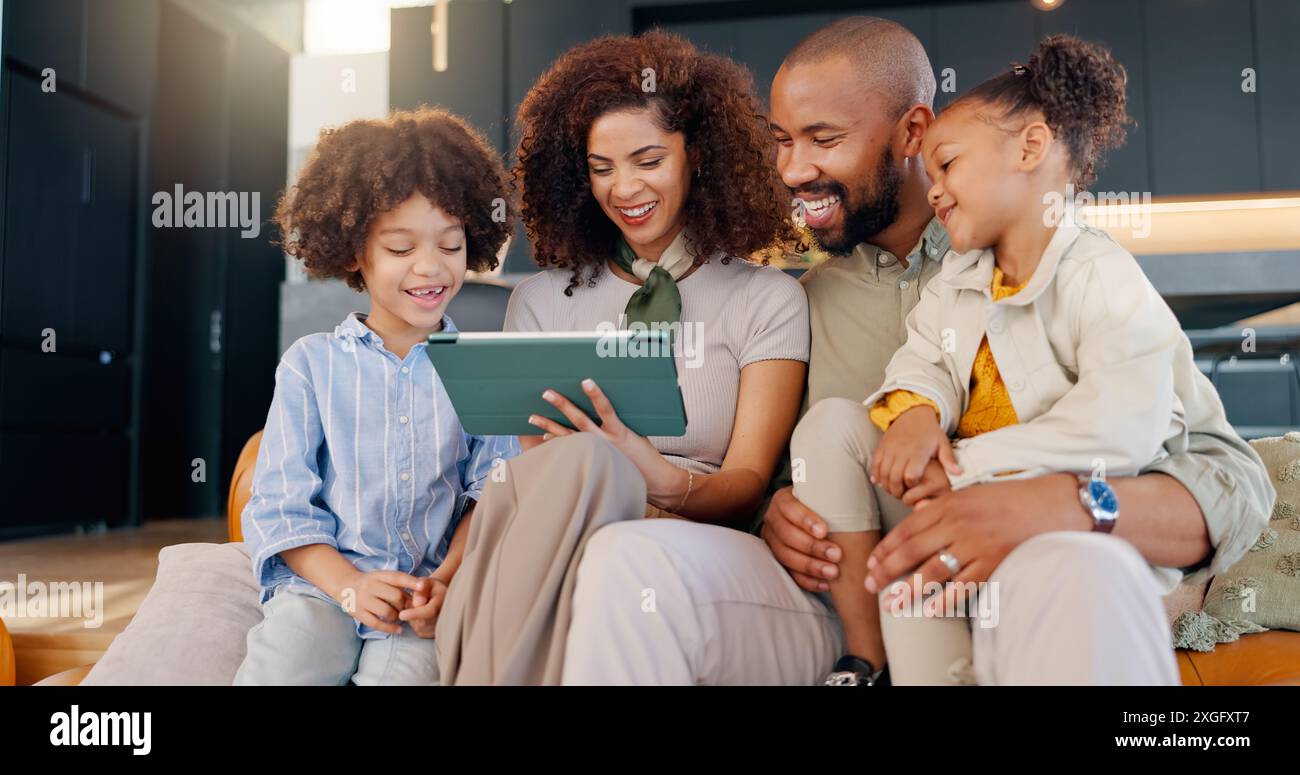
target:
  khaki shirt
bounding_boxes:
[800,218,950,413]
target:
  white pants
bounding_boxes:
[561,519,1179,685]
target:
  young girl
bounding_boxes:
[792,34,1191,684]
[234,107,520,685]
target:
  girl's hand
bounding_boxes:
[901,458,953,506]
[337,570,424,635]
[871,406,961,499]
[528,378,685,507]
[399,577,449,639]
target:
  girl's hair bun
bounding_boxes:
[959,34,1132,189]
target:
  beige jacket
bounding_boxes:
[865,223,1194,489]
[864,223,1273,587]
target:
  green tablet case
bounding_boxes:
[425,329,687,437]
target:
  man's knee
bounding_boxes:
[994,531,1156,597]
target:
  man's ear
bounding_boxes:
[1017,121,1054,172]
[898,104,935,158]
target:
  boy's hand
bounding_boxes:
[399,577,450,639]
[871,405,961,499]
[901,458,953,506]
[336,570,423,635]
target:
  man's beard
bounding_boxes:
[808,154,903,257]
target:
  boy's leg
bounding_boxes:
[353,627,441,686]
[233,586,362,686]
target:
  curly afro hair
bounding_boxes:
[275,106,516,291]
[954,34,1132,190]
[515,30,801,295]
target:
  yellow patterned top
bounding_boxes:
[870,266,1028,438]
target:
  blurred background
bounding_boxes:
[2,0,1299,539]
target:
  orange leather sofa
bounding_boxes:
[22,431,1300,686]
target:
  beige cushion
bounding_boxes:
[1199,434,1300,633]
[82,542,260,685]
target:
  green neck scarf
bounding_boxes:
[610,230,695,329]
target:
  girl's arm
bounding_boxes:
[863,277,964,434]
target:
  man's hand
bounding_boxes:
[871,406,961,499]
[399,577,450,639]
[864,474,1083,609]
[759,486,843,592]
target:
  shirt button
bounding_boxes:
[399,415,409,424]
[928,246,938,256]
[400,472,410,481]
[1009,379,1024,391]
[988,315,1004,334]
[899,280,909,289]
[400,366,409,374]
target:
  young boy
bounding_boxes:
[234,108,520,685]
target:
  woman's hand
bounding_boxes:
[871,406,961,499]
[527,378,686,507]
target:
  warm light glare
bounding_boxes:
[304,0,391,55]
[1088,193,1300,256]
[1030,0,1065,10]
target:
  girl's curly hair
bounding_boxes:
[954,34,1132,190]
[515,30,801,295]
[275,106,516,291]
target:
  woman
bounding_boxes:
[433,31,836,684]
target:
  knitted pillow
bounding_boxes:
[1174,433,1298,651]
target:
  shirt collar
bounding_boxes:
[333,311,459,347]
[852,217,951,280]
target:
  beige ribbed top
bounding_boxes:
[504,256,810,473]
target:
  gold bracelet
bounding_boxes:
[675,469,694,513]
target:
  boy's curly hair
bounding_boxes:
[275,106,515,291]
[515,30,801,295]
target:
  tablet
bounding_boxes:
[425,329,687,437]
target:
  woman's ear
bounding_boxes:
[1017,121,1054,172]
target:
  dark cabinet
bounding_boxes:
[1255,0,1300,191]
[1145,0,1261,195]
[934,1,1038,110]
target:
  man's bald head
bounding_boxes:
[782,16,935,119]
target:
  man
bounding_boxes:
[563,17,1271,684]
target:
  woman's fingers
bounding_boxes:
[528,413,575,439]
[580,379,626,432]
[541,389,598,433]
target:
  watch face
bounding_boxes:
[1089,479,1118,514]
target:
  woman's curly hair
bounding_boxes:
[275,106,516,291]
[955,34,1132,190]
[515,30,801,295]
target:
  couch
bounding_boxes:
[20,430,1300,686]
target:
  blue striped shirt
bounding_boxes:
[241,311,520,638]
